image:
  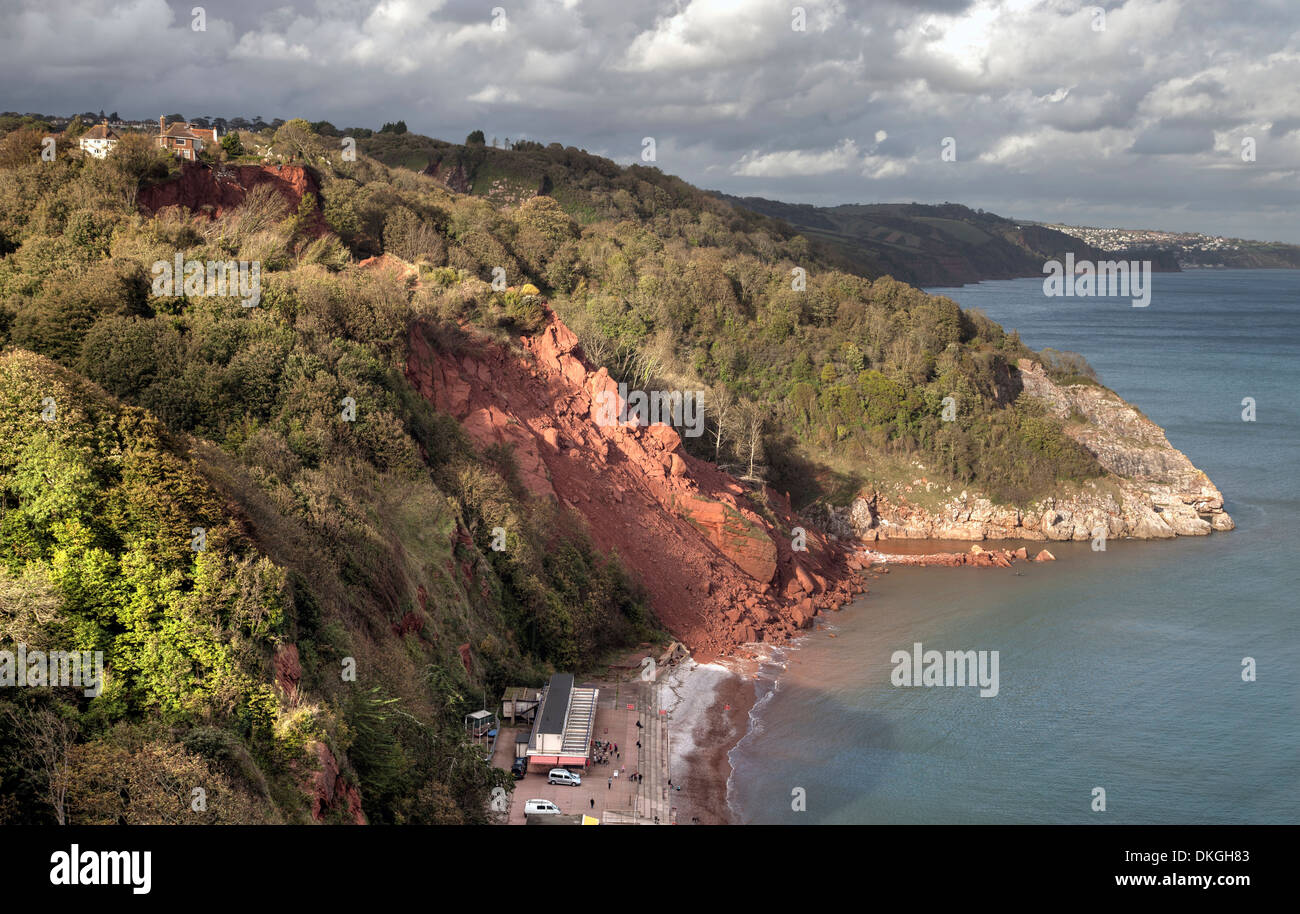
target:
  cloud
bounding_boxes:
[0,0,1297,240]
[734,139,865,177]
[1129,120,1215,155]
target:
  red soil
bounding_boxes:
[138,162,328,235]
[405,307,867,660]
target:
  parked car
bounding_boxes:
[547,768,582,786]
[524,799,561,815]
[511,758,527,779]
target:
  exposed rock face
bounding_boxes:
[421,158,472,194]
[138,162,327,235]
[273,643,302,706]
[307,742,366,825]
[858,546,1021,568]
[405,306,863,658]
[826,359,1233,543]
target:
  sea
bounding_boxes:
[728,269,1300,823]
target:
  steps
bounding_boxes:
[561,688,596,755]
[635,681,673,824]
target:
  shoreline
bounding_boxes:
[659,658,758,825]
[661,541,1050,824]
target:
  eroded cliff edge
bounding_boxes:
[405,306,866,659]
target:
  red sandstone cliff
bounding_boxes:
[138,162,328,235]
[405,308,865,660]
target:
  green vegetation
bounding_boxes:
[0,118,1106,823]
[716,197,1121,287]
[0,124,653,825]
[344,134,1103,503]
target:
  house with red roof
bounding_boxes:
[156,116,218,160]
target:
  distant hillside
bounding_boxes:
[716,197,1180,287]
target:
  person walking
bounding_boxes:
[607,777,612,790]
[590,797,595,809]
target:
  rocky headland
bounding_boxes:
[818,359,1233,546]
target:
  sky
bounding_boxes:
[3,0,1299,241]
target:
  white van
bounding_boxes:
[547,768,582,786]
[524,799,561,815]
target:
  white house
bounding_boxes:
[78,120,120,158]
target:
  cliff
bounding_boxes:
[138,162,328,234]
[821,359,1233,543]
[405,305,866,658]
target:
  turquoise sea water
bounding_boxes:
[729,270,1300,824]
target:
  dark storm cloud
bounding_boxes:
[2,0,1298,241]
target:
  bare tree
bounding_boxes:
[0,567,61,645]
[739,401,766,482]
[708,385,735,462]
[4,705,76,824]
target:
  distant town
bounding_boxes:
[1031,222,1300,270]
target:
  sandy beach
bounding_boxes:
[659,659,758,825]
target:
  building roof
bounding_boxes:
[537,673,573,735]
[161,122,202,139]
[81,123,118,141]
[502,686,542,701]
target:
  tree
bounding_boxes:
[271,118,318,162]
[221,131,244,157]
[466,129,486,145]
[0,567,61,644]
[708,384,735,462]
[107,132,170,208]
[738,401,766,481]
[0,127,46,168]
[66,740,275,824]
[4,706,76,825]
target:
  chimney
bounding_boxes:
[159,115,165,133]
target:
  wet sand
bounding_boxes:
[670,669,756,825]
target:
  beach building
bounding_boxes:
[501,686,542,724]
[523,673,598,771]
